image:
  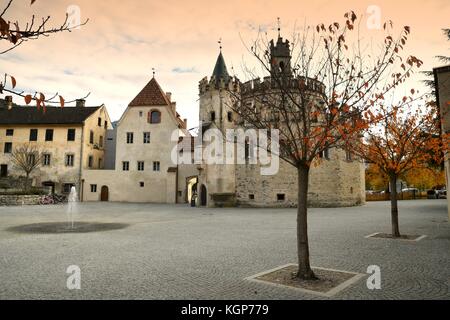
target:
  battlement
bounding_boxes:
[199,75,240,95]
[240,76,326,96]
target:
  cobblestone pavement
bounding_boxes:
[0,200,449,300]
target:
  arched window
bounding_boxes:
[148,110,161,124]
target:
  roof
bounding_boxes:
[212,51,230,82]
[128,77,171,107]
[0,103,102,125]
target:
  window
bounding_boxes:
[277,194,286,201]
[139,181,145,187]
[27,154,36,166]
[319,146,330,160]
[126,132,134,144]
[45,129,54,141]
[148,110,161,124]
[139,111,143,117]
[88,155,93,168]
[6,129,13,136]
[104,120,108,129]
[98,117,102,127]
[0,164,7,177]
[89,130,94,144]
[90,184,97,193]
[63,183,75,194]
[43,154,51,166]
[98,158,102,169]
[122,161,129,171]
[67,129,76,141]
[29,129,38,141]
[227,111,233,122]
[65,154,75,167]
[346,150,353,162]
[143,132,151,144]
[99,136,103,148]
[153,161,160,172]
[137,161,144,171]
[210,111,216,121]
[4,142,12,154]
[249,194,255,200]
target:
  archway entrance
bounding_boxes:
[186,176,198,204]
[100,186,109,201]
[200,184,207,206]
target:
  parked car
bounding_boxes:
[437,189,447,199]
[402,188,419,193]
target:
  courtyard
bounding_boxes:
[0,200,449,300]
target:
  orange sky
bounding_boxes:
[1,0,449,127]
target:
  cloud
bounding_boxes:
[172,67,198,74]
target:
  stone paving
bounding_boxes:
[0,200,449,300]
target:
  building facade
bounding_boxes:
[434,65,450,219]
[0,97,111,194]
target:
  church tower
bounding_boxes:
[197,48,238,207]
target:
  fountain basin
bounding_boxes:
[7,222,129,234]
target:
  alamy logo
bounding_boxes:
[171,126,280,176]
[66,5,82,30]
[366,265,381,290]
[66,265,81,290]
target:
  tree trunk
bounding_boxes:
[389,175,401,238]
[296,165,317,280]
[25,172,30,192]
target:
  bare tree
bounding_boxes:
[228,12,423,279]
[10,143,46,191]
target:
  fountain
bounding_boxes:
[67,186,78,229]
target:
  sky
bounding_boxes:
[1,0,449,128]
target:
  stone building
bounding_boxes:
[81,76,197,203]
[0,97,111,194]
[196,36,366,208]
[434,65,450,219]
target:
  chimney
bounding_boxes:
[166,92,172,102]
[76,99,86,107]
[5,96,13,109]
[184,118,187,128]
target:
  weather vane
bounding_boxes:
[218,38,222,52]
[277,17,281,36]
[152,68,155,78]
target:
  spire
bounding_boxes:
[212,51,230,84]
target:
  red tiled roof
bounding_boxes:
[128,77,171,107]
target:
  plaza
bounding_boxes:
[0,200,449,300]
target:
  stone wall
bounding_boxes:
[0,195,41,206]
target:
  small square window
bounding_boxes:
[139,181,145,187]
[277,194,285,201]
[249,194,255,200]
[90,184,97,193]
[122,161,130,171]
[6,129,13,136]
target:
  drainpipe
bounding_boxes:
[79,122,85,202]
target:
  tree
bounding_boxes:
[229,12,422,279]
[0,0,89,108]
[366,164,389,191]
[10,143,46,191]
[348,102,442,237]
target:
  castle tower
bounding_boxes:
[197,48,237,207]
[270,36,292,76]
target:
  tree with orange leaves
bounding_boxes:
[348,101,442,237]
[229,11,423,279]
